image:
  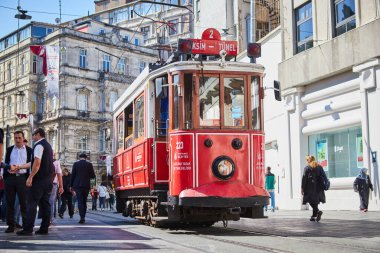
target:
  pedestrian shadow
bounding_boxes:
[1,241,156,251]
[181,218,380,239]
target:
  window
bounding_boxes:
[99,129,105,152]
[7,62,12,81]
[21,95,26,113]
[50,131,56,151]
[173,75,179,129]
[117,114,124,150]
[103,54,110,72]
[141,26,150,43]
[155,76,169,136]
[109,91,118,112]
[52,95,57,111]
[7,96,12,117]
[77,93,88,111]
[224,78,245,127]
[139,61,146,73]
[31,26,49,38]
[168,19,178,36]
[199,76,220,126]
[295,2,313,53]
[78,135,88,152]
[117,58,125,74]
[196,0,200,21]
[134,95,144,139]
[79,49,87,68]
[134,38,139,46]
[125,58,129,75]
[334,0,356,36]
[21,56,26,76]
[32,55,37,74]
[40,96,45,113]
[124,35,129,42]
[251,76,261,130]
[308,126,362,178]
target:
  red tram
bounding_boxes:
[112,29,269,226]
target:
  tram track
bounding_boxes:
[87,211,378,253]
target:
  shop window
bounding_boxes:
[308,126,362,178]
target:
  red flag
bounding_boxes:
[30,45,47,76]
[16,113,27,120]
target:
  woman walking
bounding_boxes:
[97,183,107,211]
[354,168,373,212]
[301,155,327,222]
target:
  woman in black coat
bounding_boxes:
[354,168,373,212]
[302,155,326,222]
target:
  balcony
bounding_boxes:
[77,110,90,118]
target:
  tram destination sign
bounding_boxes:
[188,28,238,56]
[190,39,238,56]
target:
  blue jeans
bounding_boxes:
[14,194,21,225]
[99,197,106,209]
[49,183,58,223]
[265,191,275,211]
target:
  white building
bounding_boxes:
[0,21,157,182]
[279,0,380,210]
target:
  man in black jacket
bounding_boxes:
[17,128,54,236]
[3,131,33,233]
[70,153,95,224]
[59,167,74,218]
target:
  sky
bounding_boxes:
[0,0,95,38]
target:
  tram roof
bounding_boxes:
[113,60,265,115]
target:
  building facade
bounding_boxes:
[279,0,380,210]
[0,21,157,181]
[92,0,194,60]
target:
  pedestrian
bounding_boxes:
[16,128,55,236]
[59,168,74,218]
[0,128,6,222]
[3,130,33,233]
[301,155,326,222]
[353,168,373,212]
[97,183,108,211]
[265,166,276,212]
[0,172,5,222]
[70,153,95,224]
[108,185,115,211]
[91,186,98,211]
[49,159,63,225]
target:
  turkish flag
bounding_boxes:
[30,45,47,76]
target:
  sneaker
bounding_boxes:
[310,217,316,221]
[5,226,15,233]
[16,230,33,236]
[316,211,323,222]
[35,229,48,235]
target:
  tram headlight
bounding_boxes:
[231,138,243,150]
[212,156,235,180]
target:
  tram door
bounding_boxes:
[154,76,170,182]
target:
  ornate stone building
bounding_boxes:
[0,21,157,181]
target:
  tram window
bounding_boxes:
[199,76,220,126]
[117,114,124,150]
[134,95,144,139]
[155,76,169,136]
[184,74,193,129]
[224,77,245,127]
[125,104,133,148]
[173,75,179,129]
[251,76,261,130]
